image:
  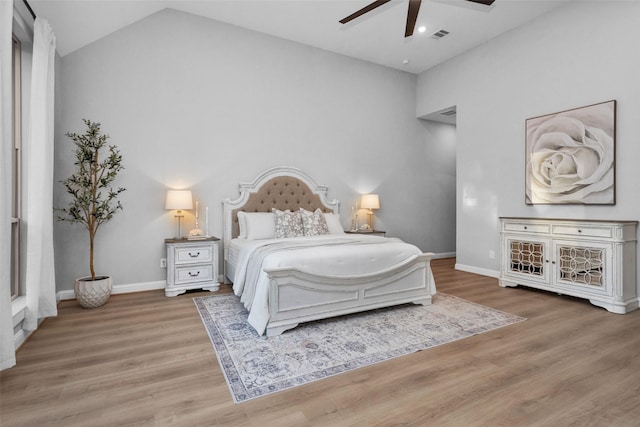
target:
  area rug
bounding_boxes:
[193,293,525,403]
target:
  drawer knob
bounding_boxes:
[523,226,528,230]
[578,229,582,233]
[188,252,200,258]
[188,271,200,277]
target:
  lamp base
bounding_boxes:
[367,210,375,231]
[174,214,185,239]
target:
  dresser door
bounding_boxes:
[503,236,551,285]
[552,240,612,297]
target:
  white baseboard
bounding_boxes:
[455,263,500,278]
[112,280,166,295]
[12,298,45,352]
[57,280,167,301]
[57,289,75,301]
[432,252,456,260]
[14,328,27,350]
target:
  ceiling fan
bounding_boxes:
[339,0,496,38]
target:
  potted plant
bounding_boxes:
[57,119,126,308]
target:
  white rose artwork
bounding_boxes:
[525,100,616,204]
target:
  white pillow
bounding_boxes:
[324,213,345,234]
[237,211,248,238]
[237,212,276,240]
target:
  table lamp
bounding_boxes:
[360,193,380,231]
[165,189,193,239]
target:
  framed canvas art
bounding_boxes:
[525,100,616,205]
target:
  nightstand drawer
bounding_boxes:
[174,246,213,264]
[174,265,214,285]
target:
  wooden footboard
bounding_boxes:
[264,252,435,336]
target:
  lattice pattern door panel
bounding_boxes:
[557,246,604,287]
[508,240,545,277]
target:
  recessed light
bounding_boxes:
[402,59,410,65]
[418,26,426,33]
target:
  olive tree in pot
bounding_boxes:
[57,119,125,308]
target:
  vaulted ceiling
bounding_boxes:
[29,0,568,74]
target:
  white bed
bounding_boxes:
[222,166,436,336]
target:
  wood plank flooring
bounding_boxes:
[2,258,640,426]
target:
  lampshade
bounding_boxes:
[165,190,193,210]
[360,194,380,210]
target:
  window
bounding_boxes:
[11,34,22,300]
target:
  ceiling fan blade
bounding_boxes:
[466,0,496,5]
[405,0,422,38]
[339,0,392,24]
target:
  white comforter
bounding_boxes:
[228,234,426,335]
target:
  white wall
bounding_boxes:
[416,1,640,275]
[53,8,456,291]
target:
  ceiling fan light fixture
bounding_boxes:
[404,0,421,37]
[339,0,495,38]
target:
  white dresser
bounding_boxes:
[165,237,220,297]
[499,217,638,314]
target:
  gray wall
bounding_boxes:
[53,9,456,291]
[417,119,456,255]
[416,1,640,275]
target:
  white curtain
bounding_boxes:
[23,17,57,331]
[1,0,16,370]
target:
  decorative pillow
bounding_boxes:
[272,209,304,238]
[324,213,345,234]
[300,208,330,236]
[237,211,276,240]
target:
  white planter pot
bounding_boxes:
[75,276,112,308]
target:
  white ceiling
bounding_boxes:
[29,0,569,75]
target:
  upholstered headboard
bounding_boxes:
[222,166,340,245]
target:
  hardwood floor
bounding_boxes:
[2,258,640,426]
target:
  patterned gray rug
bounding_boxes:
[194,293,525,403]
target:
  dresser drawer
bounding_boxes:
[503,222,550,234]
[552,224,613,239]
[174,246,213,264]
[174,264,214,285]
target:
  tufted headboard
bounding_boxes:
[222,166,340,246]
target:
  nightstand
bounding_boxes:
[165,237,220,297]
[345,230,386,237]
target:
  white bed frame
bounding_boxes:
[223,166,436,336]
